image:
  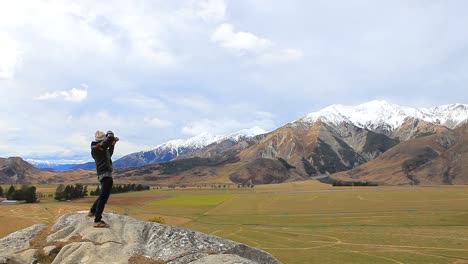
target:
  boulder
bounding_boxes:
[0,211,281,264]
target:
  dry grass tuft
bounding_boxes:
[128,255,165,264]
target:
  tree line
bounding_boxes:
[54,184,88,201]
[0,185,37,203]
[89,183,150,196]
[53,183,150,201]
[0,183,151,203]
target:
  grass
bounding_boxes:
[146,194,232,206]
[1,182,467,264]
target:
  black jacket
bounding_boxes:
[91,134,116,175]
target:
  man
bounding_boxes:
[88,130,118,228]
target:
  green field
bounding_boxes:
[1,181,467,263]
[147,194,232,206]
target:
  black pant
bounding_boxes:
[90,177,113,222]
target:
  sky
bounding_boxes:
[1,0,468,163]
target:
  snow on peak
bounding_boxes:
[225,126,267,141]
[299,100,468,130]
[155,132,224,150]
[154,127,267,151]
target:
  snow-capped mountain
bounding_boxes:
[113,127,267,168]
[153,126,267,154]
[298,100,468,134]
[26,159,86,171]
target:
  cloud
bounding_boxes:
[189,0,226,22]
[259,48,304,64]
[144,117,173,128]
[0,32,23,80]
[180,118,268,136]
[114,95,167,111]
[181,109,275,136]
[1,1,467,164]
[181,120,217,136]
[178,96,214,112]
[211,23,303,64]
[211,23,272,51]
[35,87,88,102]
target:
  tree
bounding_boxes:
[7,185,15,200]
[91,185,100,196]
[72,184,84,199]
[0,186,3,197]
[54,184,65,201]
[64,185,73,200]
[12,185,29,200]
[24,186,37,203]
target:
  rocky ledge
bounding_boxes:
[0,211,281,264]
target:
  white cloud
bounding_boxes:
[178,96,214,112]
[181,120,215,136]
[211,23,272,51]
[259,48,304,64]
[144,117,173,128]
[181,113,275,137]
[0,32,23,80]
[115,95,167,111]
[191,0,226,22]
[211,23,303,64]
[0,120,20,132]
[35,87,88,102]
[2,1,467,163]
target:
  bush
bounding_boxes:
[147,216,166,224]
[332,181,378,186]
[5,185,37,203]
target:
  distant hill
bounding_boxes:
[70,162,96,170]
[0,157,55,184]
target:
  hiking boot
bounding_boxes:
[93,221,110,228]
[87,211,95,217]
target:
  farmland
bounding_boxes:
[1,181,467,263]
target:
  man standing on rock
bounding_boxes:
[88,130,119,228]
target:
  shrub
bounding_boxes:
[147,216,166,224]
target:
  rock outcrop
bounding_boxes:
[0,211,281,264]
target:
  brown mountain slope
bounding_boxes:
[330,124,468,185]
[175,136,258,160]
[0,157,54,184]
[0,157,94,184]
[238,119,397,177]
[392,117,449,141]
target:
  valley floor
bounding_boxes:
[1,181,468,264]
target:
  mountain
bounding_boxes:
[0,211,281,264]
[0,157,54,184]
[9,100,468,186]
[176,101,467,184]
[391,117,449,141]
[26,160,81,171]
[0,157,95,184]
[298,100,468,137]
[235,118,398,181]
[113,127,266,168]
[96,101,468,186]
[70,162,96,170]
[330,123,468,185]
